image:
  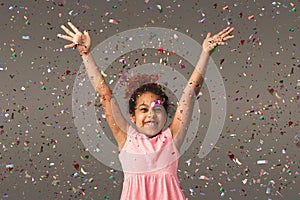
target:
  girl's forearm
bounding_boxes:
[187,50,210,95]
[195,49,210,77]
[81,52,108,94]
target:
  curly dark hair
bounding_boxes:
[129,83,169,116]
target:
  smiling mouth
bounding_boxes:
[143,121,156,127]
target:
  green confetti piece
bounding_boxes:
[53,181,59,185]
[41,86,46,90]
[96,134,101,139]
[38,107,44,110]
[219,187,224,193]
[286,169,291,174]
[12,53,17,57]
[9,74,15,78]
[104,196,110,199]
[259,116,264,120]
[109,175,114,180]
[291,7,296,12]
[289,28,295,32]
[277,110,282,114]
[211,47,216,53]
[25,20,30,25]
[112,5,118,9]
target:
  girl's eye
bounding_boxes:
[140,108,148,112]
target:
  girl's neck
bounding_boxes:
[146,131,162,138]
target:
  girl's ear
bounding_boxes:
[130,114,136,124]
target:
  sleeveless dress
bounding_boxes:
[119,126,186,200]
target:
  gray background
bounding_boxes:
[0,0,299,199]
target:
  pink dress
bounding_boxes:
[119,126,186,200]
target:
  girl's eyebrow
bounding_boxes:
[137,103,148,108]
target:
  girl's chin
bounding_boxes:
[137,128,162,137]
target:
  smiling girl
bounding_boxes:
[58,22,234,200]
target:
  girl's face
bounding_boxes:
[130,92,167,137]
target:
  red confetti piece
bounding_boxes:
[73,163,80,170]
[158,47,164,54]
[220,58,225,65]
[228,152,235,160]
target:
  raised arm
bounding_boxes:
[57,22,128,149]
[170,27,234,150]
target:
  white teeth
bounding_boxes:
[145,122,155,126]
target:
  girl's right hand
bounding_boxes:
[202,27,234,54]
[57,22,91,55]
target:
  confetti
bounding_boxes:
[1,1,299,199]
[257,160,268,165]
[156,5,163,13]
[108,19,119,24]
[248,15,254,20]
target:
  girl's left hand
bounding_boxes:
[202,27,235,54]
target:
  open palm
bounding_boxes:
[203,27,234,53]
[57,22,91,55]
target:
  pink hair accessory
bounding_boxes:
[150,100,164,108]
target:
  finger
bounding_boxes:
[217,27,230,36]
[221,27,234,38]
[222,34,235,41]
[218,27,232,38]
[64,43,76,49]
[83,30,91,42]
[60,25,75,37]
[206,32,212,39]
[67,22,80,34]
[57,33,74,42]
[216,41,226,46]
[84,30,90,38]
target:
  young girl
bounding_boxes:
[57,22,234,200]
